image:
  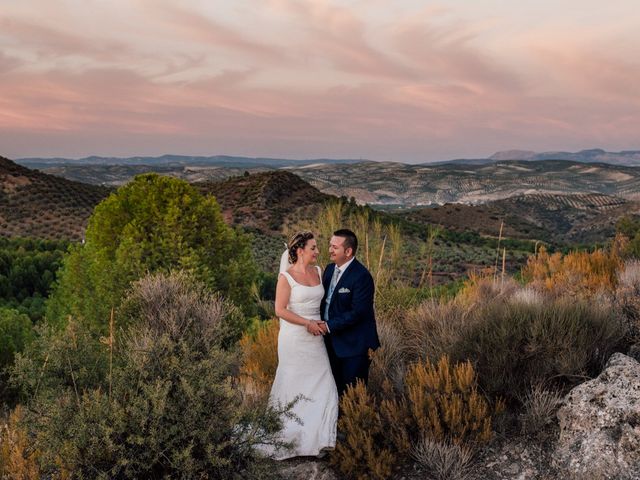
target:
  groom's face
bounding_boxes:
[329,235,352,267]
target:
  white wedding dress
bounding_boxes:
[266,266,338,459]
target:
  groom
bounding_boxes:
[320,229,380,396]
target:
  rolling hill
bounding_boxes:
[0,156,111,241]
[400,193,640,245]
[24,158,640,209]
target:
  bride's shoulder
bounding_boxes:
[278,271,297,290]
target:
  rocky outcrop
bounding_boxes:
[555,353,640,479]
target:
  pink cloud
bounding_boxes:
[0,1,638,161]
[145,2,285,63]
[0,16,132,62]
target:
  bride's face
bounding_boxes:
[298,238,319,264]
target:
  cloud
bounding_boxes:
[0,16,132,63]
[0,51,23,73]
[0,1,638,161]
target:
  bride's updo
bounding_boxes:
[288,231,314,263]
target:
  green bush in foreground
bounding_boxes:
[453,297,626,401]
[12,272,285,479]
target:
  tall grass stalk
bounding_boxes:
[493,220,504,282]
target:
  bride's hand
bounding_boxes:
[306,320,325,336]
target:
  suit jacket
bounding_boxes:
[321,259,380,358]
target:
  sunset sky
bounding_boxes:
[1,0,639,162]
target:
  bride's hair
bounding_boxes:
[288,231,314,263]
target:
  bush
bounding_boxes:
[518,383,563,435]
[615,260,640,341]
[453,298,626,401]
[332,357,497,480]
[238,319,279,402]
[11,272,285,479]
[522,246,622,298]
[411,436,473,480]
[46,173,258,332]
[0,405,41,480]
[0,308,34,402]
[616,216,640,258]
[404,356,495,447]
[401,299,471,364]
[330,381,397,480]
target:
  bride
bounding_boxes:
[265,231,338,459]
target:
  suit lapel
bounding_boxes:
[329,259,359,307]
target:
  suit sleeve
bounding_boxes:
[326,270,374,333]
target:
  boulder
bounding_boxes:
[555,353,640,479]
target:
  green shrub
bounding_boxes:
[453,298,626,401]
[12,272,285,479]
[46,174,258,331]
[0,308,33,401]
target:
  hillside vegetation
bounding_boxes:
[0,157,111,241]
[400,193,640,246]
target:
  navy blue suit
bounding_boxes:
[321,259,380,396]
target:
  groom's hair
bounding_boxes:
[334,229,358,255]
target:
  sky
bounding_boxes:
[1,0,639,163]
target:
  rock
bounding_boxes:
[554,352,640,479]
[629,343,640,363]
[278,459,338,480]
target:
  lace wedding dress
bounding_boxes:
[266,266,338,459]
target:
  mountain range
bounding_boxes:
[17,149,640,169]
[24,157,640,208]
[2,155,639,281]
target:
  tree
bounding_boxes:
[0,307,33,401]
[46,174,258,331]
[616,215,640,258]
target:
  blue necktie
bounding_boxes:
[325,266,340,320]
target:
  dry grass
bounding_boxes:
[0,406,41,480]
[368,317,408,396]
[411,436,474,480]
[522,245,623,299]
[615,260,640,341]
[401,299,472,363]
[518,383,563,435]
[238,319,279,402]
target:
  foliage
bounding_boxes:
[0,308,34,402]
[453,298,626,402]
[404,356,495,446]
[332,357,496,479]
[330,381,397,480]
[238,319,279,402]
[11,271,285,479]
[0,405,41,480]
[518,383,563,435]
[616,215,640,258]
[615,260,640,342]
[0,237,68,322]
[411,436,473,480]
[46,173,258,331]
[118,270,250,349]
[521,244,623,298]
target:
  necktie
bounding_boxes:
[325,266,340,320]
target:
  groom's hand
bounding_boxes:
[306,320,325,336]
